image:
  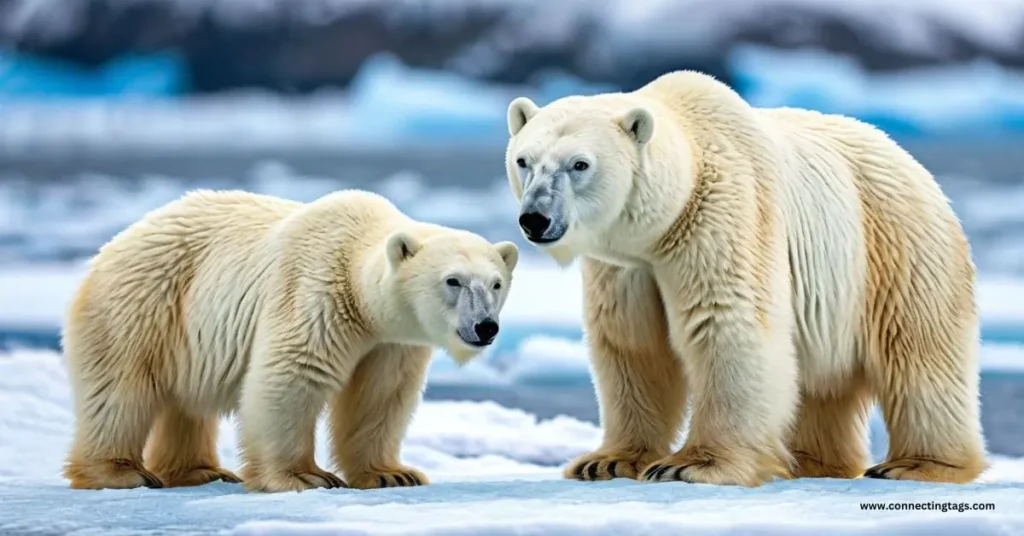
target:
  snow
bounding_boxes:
[2,347,1024,535]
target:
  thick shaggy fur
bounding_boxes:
[504,71,986,486]
[62,189,518,492]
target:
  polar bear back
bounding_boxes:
[69,189,406,412]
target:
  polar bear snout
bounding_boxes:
[519,210,566,244]
[518,208,567,244]
[518,196,568,244]
[517,164,573,245]
[450,280,504,347]
[457,317,499,347]
[519,212,552,241]
[472,318,500,346]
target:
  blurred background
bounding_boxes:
[1,0,1023,460]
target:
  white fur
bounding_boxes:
[61,189,519,492]
[504,71,986,486]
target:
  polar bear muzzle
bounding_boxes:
[452,280,502,347]
[518,173,569,244]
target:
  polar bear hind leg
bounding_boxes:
[788,378,872,479]
[144,406,241,487]
[62,347,165,489]
[860,191,987,483]
[864,285,988,483]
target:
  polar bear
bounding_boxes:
[503,70,986,486]
[62,189,519,492]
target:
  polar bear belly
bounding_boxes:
[175,245,278,414]
[777,142,869,394]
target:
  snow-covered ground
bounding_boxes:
[2,345,1024,535]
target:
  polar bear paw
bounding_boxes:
[245,467,347,493]
[640,446,788,487]
[346,466,429,489]
[791,450,864,480]
[863,457,985,484]
[159,466,243,488]
[65,458,166,490]
[564,450,660,481]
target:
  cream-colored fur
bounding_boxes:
[504,70,986,486]
[62,189,519,492]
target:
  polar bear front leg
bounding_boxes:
[642,261,799,487]
[238,352,346,493]
[564,258,687,481]
[329,343,432,489]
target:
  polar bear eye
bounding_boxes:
[492,282,502,291]
[572,161,589,172]
[516,158,527,169]
[445,278,460,287]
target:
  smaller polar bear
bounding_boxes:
[62,189,519,492]
[504,71,987,487]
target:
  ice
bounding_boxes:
[0,92,358,154]
[1,347,1024,535]
[727,45,1024,137]
[504,336,592,386]
[337,54,615,146]
[0,53,611,152]
[6,41,1024,151]
[980,277,1024,327]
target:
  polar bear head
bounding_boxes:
[504,95,656,267]
[383,229,519,364]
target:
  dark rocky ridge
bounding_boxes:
[2,0,1023,95]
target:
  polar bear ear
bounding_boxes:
[385,231,422,268]
[495,241,519,271]
[619,107,655,146]
[507,97,540,136]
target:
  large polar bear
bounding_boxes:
[62,189,519,492]
[504,70,986,486]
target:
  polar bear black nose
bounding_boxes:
[518,212,551,239]
[474,319,500,344]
